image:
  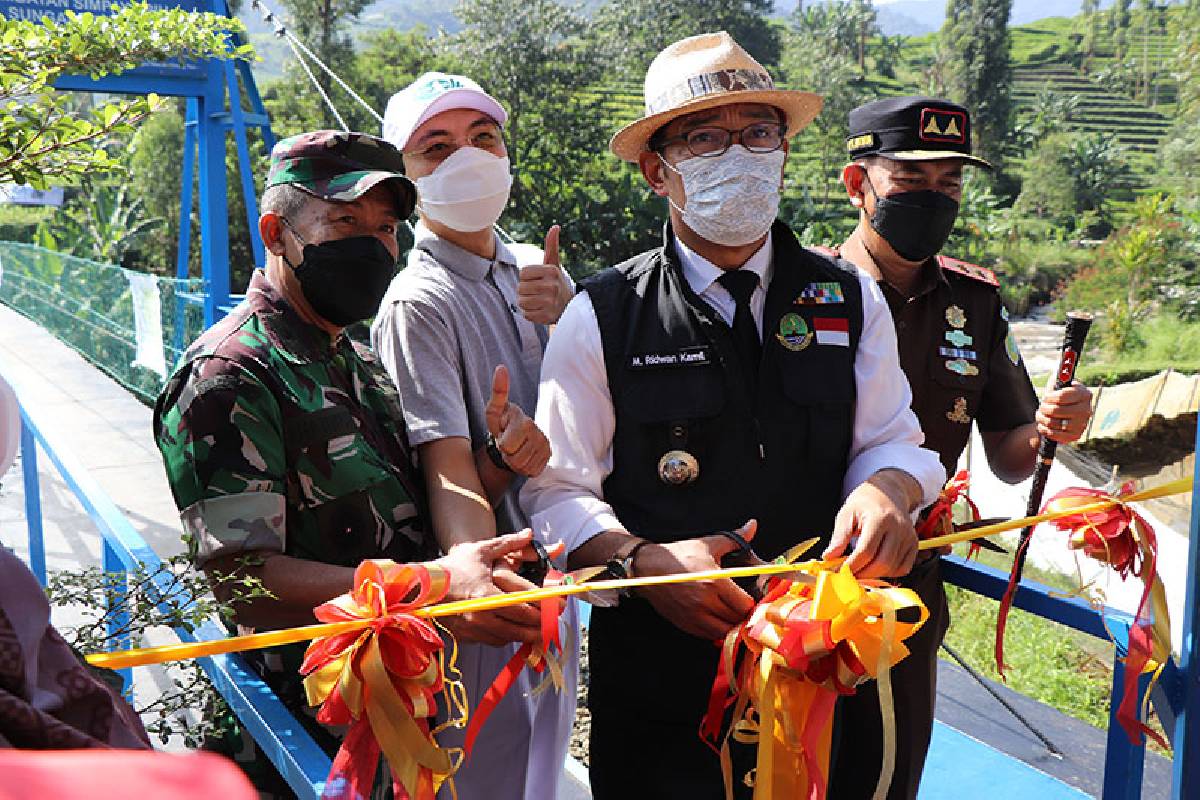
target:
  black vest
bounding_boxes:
[585,221,863,559]
[581,222,864,727]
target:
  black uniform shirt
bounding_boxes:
[879,256,1038,478]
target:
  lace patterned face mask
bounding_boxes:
[660,147,785,247]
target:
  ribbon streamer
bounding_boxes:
[299,559,464,800]
[917,470,981,558]
[462,567,570,755]
[1041,484,1171,748]
[85,477,1193,671]
[702,549,928,800]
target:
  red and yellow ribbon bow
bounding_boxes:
[1041,483,1172,748]
[702,552,928,800]
[300,559,464,800]
[917,470,981,556]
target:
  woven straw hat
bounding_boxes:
[610,31,823,163]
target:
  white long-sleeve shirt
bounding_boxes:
[520,235,945,553]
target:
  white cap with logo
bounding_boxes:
[382,72,509,151]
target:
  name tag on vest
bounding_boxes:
[629,345,712,369]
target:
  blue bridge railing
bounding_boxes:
[5,365,329,800]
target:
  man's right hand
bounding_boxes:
[635,520,758,641]
[484,365,551,478]
[434,530,563,647]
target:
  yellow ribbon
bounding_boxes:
[918,476,1192,552]
[84,476,1193,672]
[86,561,817,670]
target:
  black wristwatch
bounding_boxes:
[605,537,652,580]
[484,432,514,473]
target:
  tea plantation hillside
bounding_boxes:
[579,7,1184,206]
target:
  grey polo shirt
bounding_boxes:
[370,222,549,533]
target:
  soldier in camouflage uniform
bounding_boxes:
[154,131,548,797]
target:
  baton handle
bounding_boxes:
[1020,312,1093,531]
[996,311,1092,674]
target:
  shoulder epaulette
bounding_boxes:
[937,255,998,287]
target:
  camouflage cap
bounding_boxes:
[266,130,417,216]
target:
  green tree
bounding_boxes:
[874,34,907,80]
[39,182,163,264]
[1079,0,1100,72]
[593,0,780,80]
[1014,131,1129,237]
[941,0,1014,172]
[350,27,453,124]
[448,0,658,274]
[1110,0,1132,60]
[276,0,372,127]
[1012,85,1080,151]
[1013,133,1077,228]
[1065,133,1130,229]
[782,2,873,203]
[127,107,187,275]
[0,3,248,188]
[851,0,878,73]
[1163,1,1200,185]
[921,38,953,96]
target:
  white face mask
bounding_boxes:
[415,146,513,233]
[661,147,785,247]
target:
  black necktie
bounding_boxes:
[716,269,761,388]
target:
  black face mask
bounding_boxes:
[282,227,397,327]
[865,179,960,263]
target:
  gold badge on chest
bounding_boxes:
[946,396,971,424]
[945,304,967,329]
[658,450,700,486]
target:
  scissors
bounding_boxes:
[953,517,1009,554]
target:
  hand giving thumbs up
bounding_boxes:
[517,224,573,325]
[483,364,551,477]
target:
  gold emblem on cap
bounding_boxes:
[846,133,876,151]
[658,450,700,486]
[945,305,967,328]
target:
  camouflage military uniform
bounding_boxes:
[153,130,422,797]
[155,269,426,570]
[154,270,427,793]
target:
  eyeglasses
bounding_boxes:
[655,122,785,158]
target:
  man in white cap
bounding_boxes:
[521,32,945,797]
[373,73,576,800]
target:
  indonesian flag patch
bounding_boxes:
[813,317,850,347]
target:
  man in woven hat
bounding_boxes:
[822,97,1094,799]
[522,33,945,798]
[153,130,552,796]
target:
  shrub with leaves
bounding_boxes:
[0,2,251,188]
[45,553,273,747]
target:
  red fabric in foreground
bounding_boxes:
[0,750,256,800]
